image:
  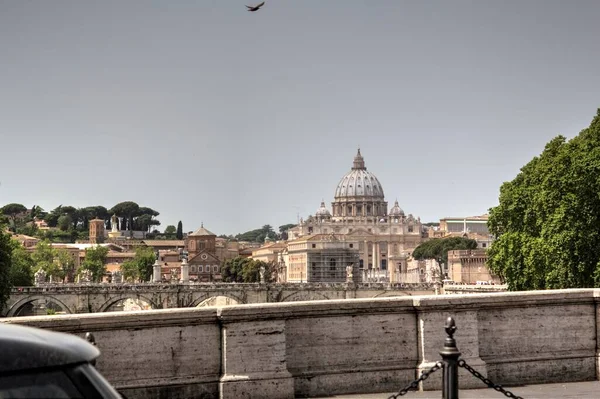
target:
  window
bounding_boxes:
[359,259,364,269]
[199,266,203,272]
[482,243,487,248]
[0,369,83,398]
[308,227,313,233]
[213,265,218,272]
[312,244,316,248]
[329,258,336,270]
[408,226,414,233]
[349,243,353,248]
[381,259,387,270]
[191,266,197,272]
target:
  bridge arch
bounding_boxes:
[98,294,158,312]
[6,295,73,317]
[189,293,246,307]
[280,291,331,302]
[371,291,412,298]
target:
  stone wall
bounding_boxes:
[3,289,600,398]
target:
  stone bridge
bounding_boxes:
[2,282,436,317]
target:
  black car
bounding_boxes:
[0,323,123,399]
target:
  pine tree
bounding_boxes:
[176,221,183,240]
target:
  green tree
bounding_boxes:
[176,221,183,240]
[109,201,140,233]
[164,225,177,239]
[131,246,157,282]
[220,256,270,283]
[31,240,60,282]
[221,256,248,282]
[412,236,478,280]
[488,109,600,290]
[79,246,109,282]
[0,231,13,311]
[278,223,297,240]
[55,249,76,283]
[57,214,73,231]
[8,240,34,286]
[0,203,27,228]
[120,259,140,282]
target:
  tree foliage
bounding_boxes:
[278,223,297,240]
[235,225,279,243]
[412,236,478,280]
[488,109,600,290]
[220,256,275,283]
[8,240,34,286]
[79,246,109,282]
[164,225,177,239]
[0,231,12,311]
[412,236,478,265]
[176,221,183,240]
[120,246,157,283]
[0,203,27,227]
[31,240,61,281]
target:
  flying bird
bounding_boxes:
[246,1,265,12]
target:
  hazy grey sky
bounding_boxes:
[1,0,599,235]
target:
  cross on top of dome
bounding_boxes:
[352,148,366,170]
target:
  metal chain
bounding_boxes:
[458,360,524,399]
[387,362,443,398]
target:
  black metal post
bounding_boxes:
[439,316,461,399]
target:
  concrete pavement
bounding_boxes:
[307,380,600,398]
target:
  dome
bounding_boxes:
[388,200,405,217]
[334,149,385,199]
[315,200,332,217]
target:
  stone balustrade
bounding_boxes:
[3,289,599,398]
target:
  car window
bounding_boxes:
[0,369,83,399]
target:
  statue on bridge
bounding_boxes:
[34,269,47,286]
[78,269,93,284]
[346,265,354,283]
[112,270,123,284]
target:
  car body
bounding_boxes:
[0,322,123,398]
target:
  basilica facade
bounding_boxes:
[287,149,426,282]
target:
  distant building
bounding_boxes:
[7,232,39,249]
[286,234,361,283]
[185,224,222,282]
[448,249,501,284]
[288,149,426,283]
[89,218,105,244]
[435,215,493,249]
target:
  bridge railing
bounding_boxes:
[11,281,437,293]
[388,317,524,399]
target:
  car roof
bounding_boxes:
[0,323,100,373]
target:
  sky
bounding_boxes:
[1,0,599,236]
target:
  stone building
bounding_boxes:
[286,234,360,283]
[288,149,426,282]
[88,218,105,244]
[434,215,493,249]
[185,224,222,282]
[448,249,501,284]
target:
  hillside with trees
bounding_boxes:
[0,201,162,242]
[233,224,297,243]
[488,109,600,290]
